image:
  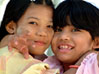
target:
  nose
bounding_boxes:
[59,31,71,41]
[36,28,47,37]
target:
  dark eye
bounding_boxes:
[55,28,62,32]
[29,22,37,25]
[47,25,53,29]
[72,28,80,32]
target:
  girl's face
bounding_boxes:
[14,4,54,55]
[52,16,94,64]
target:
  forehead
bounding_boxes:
[23,3,53,21]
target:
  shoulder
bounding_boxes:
[79,51,98,66]
[97,52,99,65]
[76,51,99,74]
[91,51,99,66]
[0,46,10,55]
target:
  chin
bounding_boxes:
[56,55,73,63]
[59,59,74,64]
[32,51,44,55]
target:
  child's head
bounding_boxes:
[52,0,99,64]
[0,0,54,55]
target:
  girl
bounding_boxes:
[44,0,99,74]
[0,0,54,60]
[0,0,59,74]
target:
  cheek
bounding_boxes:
[51,35,58,49]
[47,30,54,41]
[75,37,93,52]
[52,35,57,43]
[16,25,31,34]
[16,27,25,34]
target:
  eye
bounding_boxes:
[47,25,53,29]
[55,28,62,32]
[29,21,37,25]
[72,28,81,32]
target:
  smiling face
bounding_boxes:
[52,16,94,64]
[8,3,54,55]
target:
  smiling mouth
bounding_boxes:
[58,44,74,52]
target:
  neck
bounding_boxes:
[30,54,47,61]
[62,63,70,71]
[62,61,77,71]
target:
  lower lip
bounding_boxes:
[35,42,45,46]
[59,48,71,53]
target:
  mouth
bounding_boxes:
[58,44,74,53]
[27,39,46,47]
[34,41,46,46]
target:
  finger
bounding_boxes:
[8,40,19,51]
[11,35,28,53]
[8,35,17,51]
[20,46,29,59]
[8,42,13,51]
[24,50,29,59]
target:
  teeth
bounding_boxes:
[60,46,68,49]
[68,46,71,49]
[59,45,73,50]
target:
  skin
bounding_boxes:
[3,3,54,58]
[51,16,98,71]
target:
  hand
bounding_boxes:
[8,32,32,59]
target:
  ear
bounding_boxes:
[92,37,99,49]
[6,21,17,34]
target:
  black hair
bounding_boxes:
[53,0,99,40]
[0,0,54,41]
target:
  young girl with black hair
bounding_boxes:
[0,0,59,74]
[44,0,99,74]
[0,0,55,59]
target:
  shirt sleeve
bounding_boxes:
[76,53,99,74]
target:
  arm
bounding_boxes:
[8,33,31,59]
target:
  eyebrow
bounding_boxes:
[28,17,53,23]
[28,17,40,20]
